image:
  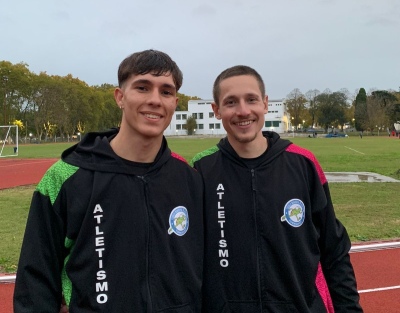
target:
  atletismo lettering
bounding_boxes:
[216,184,229,267]
[93,204,108,304]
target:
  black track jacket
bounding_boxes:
[14,129,204,312]
[191,131,362,313]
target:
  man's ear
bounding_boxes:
[114,88,124,109]
[212,102,221,119]
[175,96,179,108]
[264,95,269,113]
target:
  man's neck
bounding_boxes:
[110,132,163,163]
[229,133,268,159]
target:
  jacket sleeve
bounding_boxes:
[316,180,363,312]
[13,186,66,312]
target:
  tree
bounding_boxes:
[284,88,307,130]
[370,90,398,129]
[186,115,197,135]
[305,89,320,127]
[177,93,200,111]
[93,84,120,131]
[354,88,368,132]
[315,91,348,131]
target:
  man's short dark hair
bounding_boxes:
[118,49,183,91]
[212,65,265,106]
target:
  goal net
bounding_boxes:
[0,125,19,157]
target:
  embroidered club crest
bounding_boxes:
[280,199,305,227]
[168,206,189,236]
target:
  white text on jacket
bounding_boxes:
[93,204,108,304]
[217,184,229,267]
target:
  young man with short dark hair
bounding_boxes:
[192,65,363,312]
[14,50,204,312]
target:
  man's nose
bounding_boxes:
[148,89,162,105]
[237,100,250,115]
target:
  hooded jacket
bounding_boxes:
[14,129,204,313]
[192,131,362,313]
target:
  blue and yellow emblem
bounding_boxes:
[280,199,305,227]
[168,206,189,236]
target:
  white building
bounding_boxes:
[164,99,290,136]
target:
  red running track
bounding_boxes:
[0,158,57,189]
[350,247,400,312]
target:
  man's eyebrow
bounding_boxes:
[131,79,175,89]
[245,92,260,98]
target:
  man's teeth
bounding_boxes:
[145,114,160,119]
[236,121,252,126]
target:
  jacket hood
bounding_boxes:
[217,131,292,167]
[61,128,171,174]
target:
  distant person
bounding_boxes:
[191,65,363,312]
[14,49,204,312]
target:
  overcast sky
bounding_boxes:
[1,0,399,100]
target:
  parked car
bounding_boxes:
[325,133,348,138]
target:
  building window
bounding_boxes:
[199,113,204,119]
[182,124,187,129]
[209,124,215,129]
[182,114,187,120]
[176,114,181,120]
[192,113,197,119]
[209,112,214,118]
[265,121,272,127]
[176,124,182,130]
[215,123,221,129]
[273,121,280,127]
[197,124,204,129]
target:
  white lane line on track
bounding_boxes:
[344,146,365,154]
[350,241,400,253]
[0,160,55,168]
[359,285,400,293]
[0,275,15,283]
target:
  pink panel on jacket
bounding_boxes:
[286,144,334,312]
[286,144,327,185]
[171,152,187,163]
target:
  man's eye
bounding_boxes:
[162,90,173,96]
[136,86,147,91]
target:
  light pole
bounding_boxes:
[3,75,8,125]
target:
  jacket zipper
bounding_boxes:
[139,175,153,312]
[251,169,263,312]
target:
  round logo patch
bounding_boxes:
[280,199,305,227]
[168,206,189,236]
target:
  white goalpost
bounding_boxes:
[0,125,19,157]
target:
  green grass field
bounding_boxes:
[0,135,399,272]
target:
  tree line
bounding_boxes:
[0,60,199,141]
[285,87,400,133]
[2,60,399,141]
